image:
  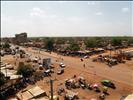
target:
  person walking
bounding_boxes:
[81,58,83,62]
[83,63,85,68]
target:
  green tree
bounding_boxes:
[44,38,54,51]
[85,38,98,48]
[0,72,6,86]
[3,42,10,49]
[128,38,133,45]
[55,38,65,44]
[67,42,80,51]
[111,37,122,46]
[17,62,34,77]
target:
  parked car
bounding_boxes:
[101,80,116,89]
[57,68,64,75]
[44,69,51,77]
[84,55,89,59]
[60,62,66,68]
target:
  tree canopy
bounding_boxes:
[111,37,122,46]
[66,42,80,51]
[44,38,54,51]
[55,38,66,44]
[0,72,6,86]
[128,38,133,45]
[2,42,10,49]
[85,38,98,48]
[17,62,34,77]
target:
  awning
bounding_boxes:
[124,94,133,100]
[10,75,23,80]
[16,86,46,100]
[28,86,45,97]
[92,83,99,88]
[16,91,33,100]
[125,94,133,100]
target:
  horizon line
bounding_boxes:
[1,35,133,38]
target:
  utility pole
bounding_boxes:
[50,79,53,100]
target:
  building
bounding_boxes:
[124,94,133,100]
[16,86,47,100]
[123,50,133,57]
[14,32,27,45]
[1,38,12,43]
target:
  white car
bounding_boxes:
[84,55,89,59]
[60,63,66,68]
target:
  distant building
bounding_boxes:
[1,37,12,43]
[123,50,133,57]
[14,32,27,45]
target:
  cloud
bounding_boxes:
[1,2,131,37]
[32,7,43,13]
[45,6,51,10]
[95,12,103,15]
[1,15,33,37]
[58,1,68,3]
[50,15,58,19]
[88,1,99,5]
[30,7,44,17]
[122,7,129,13]
[88,1,95,5]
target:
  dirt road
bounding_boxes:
[22,47,133,87]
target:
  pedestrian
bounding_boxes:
[62,58,63,61]
[73,75,76,78]
[81,58,83,62]
[99,93,105,100]
[83,63,85,68]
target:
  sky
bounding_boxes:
[1,1,133,37]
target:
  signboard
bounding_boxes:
[43,58,51,69]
